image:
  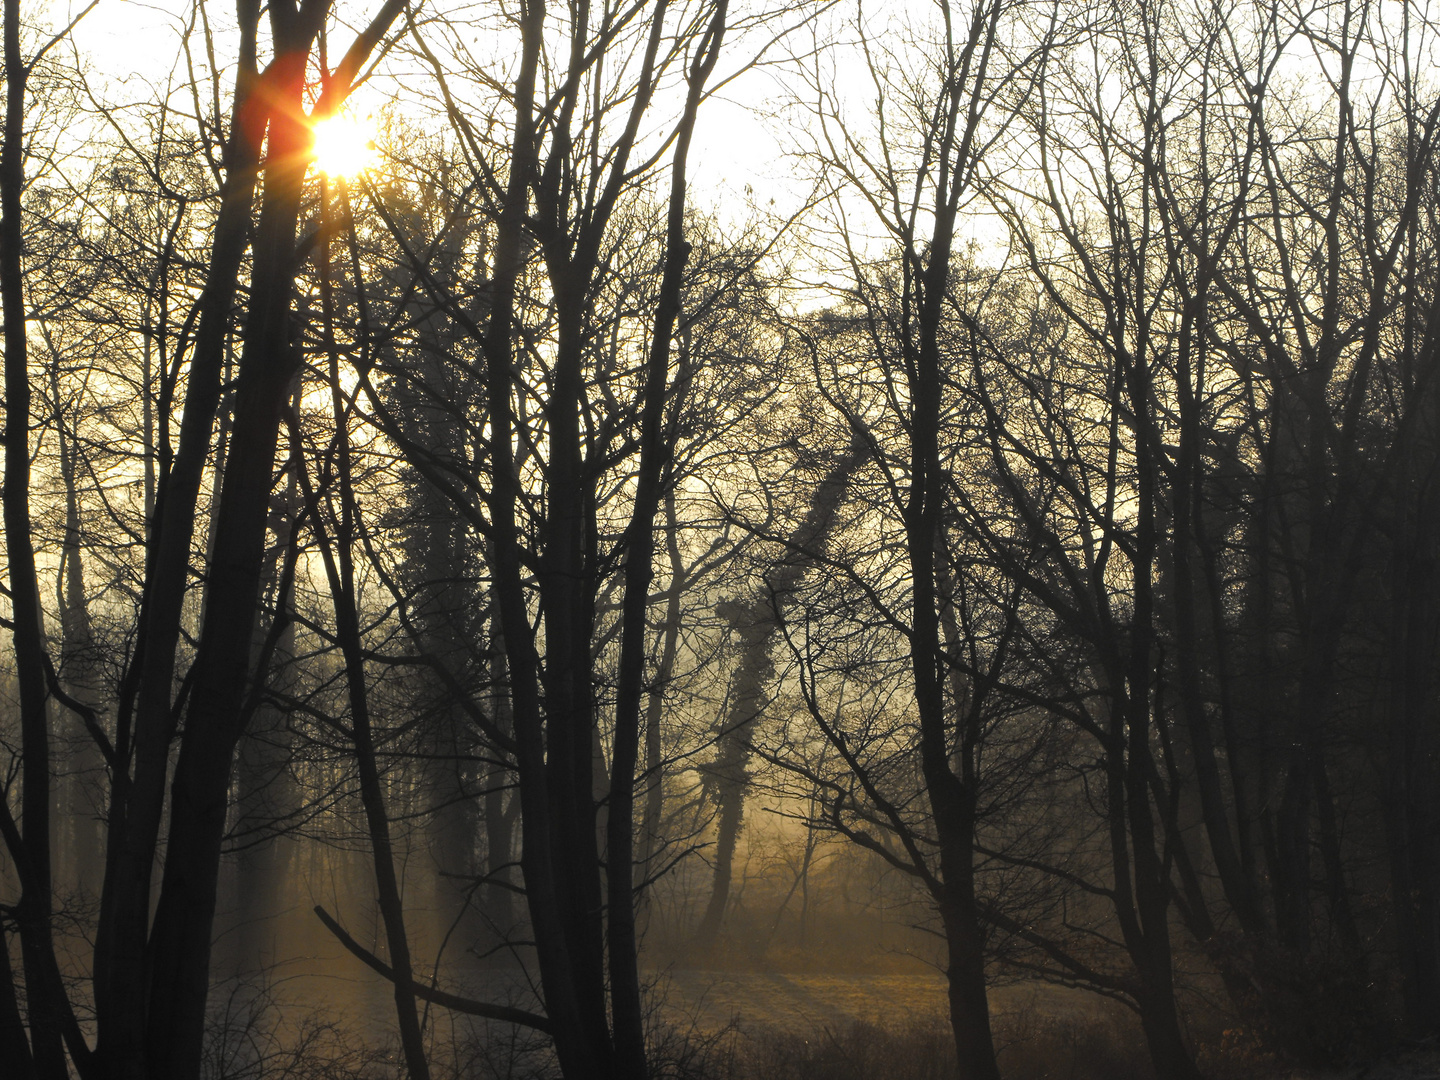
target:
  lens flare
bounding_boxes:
[310,114,377,177]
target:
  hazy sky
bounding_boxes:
[58,0,804,209]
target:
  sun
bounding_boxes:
[310,114,378,178]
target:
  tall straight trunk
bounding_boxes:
[522,2,705,1071]
[901,12,1006,1075]
[95,0,405,1050]
[307,290,431,1076]
[636,493,686,909]
[141,30,316,1071]
[1121,189,1202,1080]
[475,5,608,1074]
[910,206,1000,1080]
[608,15,725,1068]
[542,284,614,1074]
[533,95,608,1080]
[139,4,406,1073]
[92,6,262,1068]
[1118,237,1202,1078]
[1,3,67,1073]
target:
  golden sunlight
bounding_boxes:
[310,114,377,177]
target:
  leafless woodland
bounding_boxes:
[2,0,1440,1078]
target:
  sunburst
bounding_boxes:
[310,114,378,178]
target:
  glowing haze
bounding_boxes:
[310,113,378,178]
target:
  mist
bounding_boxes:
[2,0,1440,1078]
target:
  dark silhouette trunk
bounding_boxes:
[910,155,1000,1080]
[473,6,610,1074]
[229,459,301,972]
[1385,389,1440,1037]
[607,20,726,1062]
[141,37,315,1072]
[139,5,406,1074]
[1,5,91,1074]
[305,316,432,1078]
[637,492,686,927]
[91,4,263,1069]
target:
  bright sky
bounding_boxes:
[42,0,857,313]
[56,0,797,197]
[57,0,1418,283]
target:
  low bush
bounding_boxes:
[671,1006,1156,1080]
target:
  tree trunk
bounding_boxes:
[607,20,725,1062]
[92,5,262,1068]
[1,3,88,1073]
[636,492,686,927]
[141,12,323,1075]
[1385,426,1440,1037]
[697,445,863,949]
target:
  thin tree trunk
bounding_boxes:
[636,491,686,913]
[1,5,88,1073]
[608,14,727,1069]
[141,7,406,1074]
[92,6,262,1068]
[910,212,1001,1080]
[474,4,609,1073]
[305,339,431,1078]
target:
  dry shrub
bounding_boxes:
[645,1020,742,1080]
[1192,1024,1287,1080]
[705,1006,1156,1080]
[1206,935,1383,1068]
[993,1000,1153,1080]
[734,1017,955,1080]
[446,1018,558,1080]
[202,977,394,1080]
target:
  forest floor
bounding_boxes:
[646,969,1440,1080]
[235,955,1440,1079]
[1264,1048,1440,1080]
[649,967,1105,1034]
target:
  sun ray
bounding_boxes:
[310,114,377,178]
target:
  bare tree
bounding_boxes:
[0,0,406,1074]
[781,3,1047,1077]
